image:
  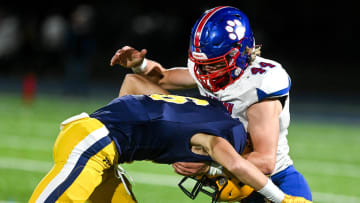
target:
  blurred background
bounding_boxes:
[0,0,359,202]
[0,0,359,98]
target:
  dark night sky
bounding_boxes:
[0,1,358,96]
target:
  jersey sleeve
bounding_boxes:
[256,63,291,102]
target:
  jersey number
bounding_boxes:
[251,62,275,75]
[251,68,266,74]
[149,94,209,106]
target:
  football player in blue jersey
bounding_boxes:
[29,94,311,203]
[110,6,312,202]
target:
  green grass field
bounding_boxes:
[0,93,359,203]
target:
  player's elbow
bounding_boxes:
[122,73,143,86]
[158,77,169,89]
[259,156,276,175]
[261,164,275,175]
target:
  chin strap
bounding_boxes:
[114,164,135,196]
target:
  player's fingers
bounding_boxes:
[112,46,144,67]
[173,162,206,176]
[117,49,128,66]
[123,48,136,66]
[110,54,119,66]
[110,49,121,66]
[139,49,147,58]
[110,57,115,66]
[172,164,193,176]
[111,48,127,66]
[176,162,206,169]
[110,46,134,66]
[172,163,190,174]
[122,45,133,51]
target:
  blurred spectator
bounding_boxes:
[63,4,96,96]
[39,13,68,78]
[0,8,21,59]
[41,14,67,51]
[0,7,22,74]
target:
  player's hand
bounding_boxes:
[172,162,209,176]
[281,195,312,203]
[110,46,147,68]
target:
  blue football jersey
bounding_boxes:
[90,94,247,164]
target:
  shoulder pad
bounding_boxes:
[252,57,291,101]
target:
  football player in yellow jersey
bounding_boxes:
[29,94,311,203]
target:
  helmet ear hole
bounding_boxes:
[236,42,243,49]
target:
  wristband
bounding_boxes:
[131,58,147,73]
[257,179,285,203]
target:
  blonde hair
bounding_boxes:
[249,45,262,63]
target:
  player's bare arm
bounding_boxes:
[189,133,312,203]
[174,99,282,176]
[112,46,204,174]
[158,68,197,90]
[111,46,196,90]
[190,133,267,190]
[245,99,282,174]
[119,74,170,97]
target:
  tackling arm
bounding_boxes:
[190,133,267,191]
[110,46,197,90]
[189,133,312,203]
[245,99,282,174]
